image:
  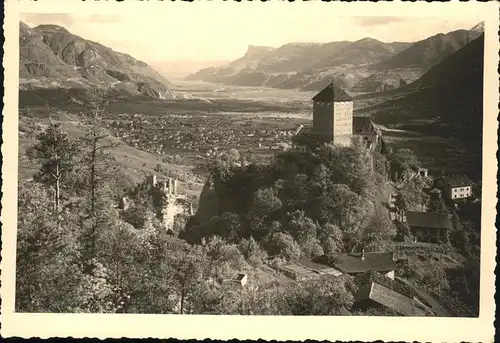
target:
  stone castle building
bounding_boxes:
[311,82,387,153]
[312,82,355,147]
[147,173,178,195]
[119,174,193,234]
[148,174,187,233]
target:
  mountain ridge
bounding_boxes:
[19,22,174,99]
[186,26,483,94]
[374,29,482,71]
[359,34,484,180]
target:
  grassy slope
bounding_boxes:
[358,34,483,130]
[19,110,203,198]
[354,35,483,181]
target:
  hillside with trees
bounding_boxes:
[16,32,484,316]
[183,137,480,316]
[16,88,363,315]
[17,100,481,315]
[184,139,389,256]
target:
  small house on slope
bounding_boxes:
[353,281,435,316]
[277,260,343,281]
[224,273,249,288]
[405,211,453,243]
[315,250,397,280]
[236,273,248,287]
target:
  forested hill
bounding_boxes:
[18,99,481,316]
[185,141,390,253]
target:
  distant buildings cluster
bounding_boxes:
[104,112,301,165]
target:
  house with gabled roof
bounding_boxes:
[353,115,383,152]
[352,270,438,316]
[276,259,343,281]
[405,211,453,243]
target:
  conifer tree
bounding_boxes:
[27,121,80,213]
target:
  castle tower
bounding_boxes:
[160,181,169,194]
[147,174,157,188]
[172,179,178,195]
[312,82,354,146]
[168,178,173,195]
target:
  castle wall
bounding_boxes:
[333,101,353,137]
[147,174,157,187]
[313,101,334,141]
[333,135,353,147]
[355,133,378,151]
[161,200,185,230]
[173,179,178,194]
[313,100,354,145]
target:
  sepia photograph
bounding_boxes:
[1,0,497,341]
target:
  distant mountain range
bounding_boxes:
[362,33,484,133]
[19,22,174,99]
[148,60,230,78]
[357,33,484,179]
[186,24,483,94]
[374,29,480,70]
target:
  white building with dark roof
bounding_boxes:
[440,174,474,200]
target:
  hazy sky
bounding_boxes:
[20,6,483,64]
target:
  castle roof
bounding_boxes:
[312,82,353,102]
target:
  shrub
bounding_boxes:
[264,232,302,261]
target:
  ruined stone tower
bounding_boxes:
[312,82,354,146]
[147,174,157,188]
[154,176,185,232]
